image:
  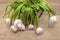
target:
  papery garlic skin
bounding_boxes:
[14,19,22,27]
[49,16,57,27]
[28,24,34,30]
[5,18,10,26]
[21,24,25,31]
[10,25,18,32]
[36,27,43,34]
[17,23,25,31]
[50,16,56,23]
[14,19,25,31]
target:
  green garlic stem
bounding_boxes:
[36,15,39,28]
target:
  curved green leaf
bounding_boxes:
[10,4,24,25]
[3,6,12,17]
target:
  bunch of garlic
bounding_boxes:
[5,15,57,34]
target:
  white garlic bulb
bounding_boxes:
[14,19,22,27]
[14,19,25,31]
[10,25,18,32]
[17,23,25,31]
[5,18,10,26]
[49,16,57,27]
[36,27,43,34]
[28,24,34,30]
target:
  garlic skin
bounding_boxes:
[49,16,57,27]
[36,27,43,34]
[10,25,18,32]
[21,24,25,31]
[28,24,34,30]
[5,18,10,26]
[14,19,22,27]
[14,19,25,31]
[17,23,25,31]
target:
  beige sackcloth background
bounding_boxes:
[0,0,60,40]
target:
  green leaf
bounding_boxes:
[39,10,44,18]
[30,8,35,24]
[10,2,21,10]
[25,0,33,7]
[3,3,12,17]
[10,4,24,25]
[3,6,11,17]
[35,15,39,28]
[32,0,40,3]
[22,7,30,25]
[46,4,56,15]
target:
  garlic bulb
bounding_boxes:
[49,16,57,27]
[5,18,10,26]
[14,19,22,27]
[10,25,18,32]
[36,27,43,34]
[21,24,25,31]
[17,23,25,31]
[14,19,25,31]
[28,24,34,30]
